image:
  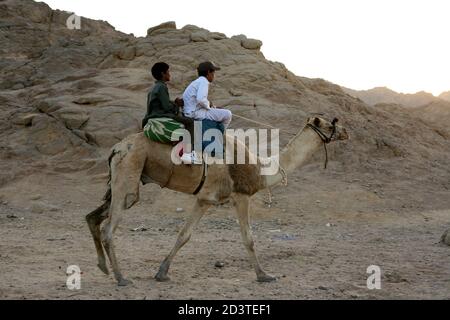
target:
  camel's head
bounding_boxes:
[306,116,349,142]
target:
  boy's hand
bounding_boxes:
[175,97,184,107]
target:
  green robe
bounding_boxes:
[142,80,178,128]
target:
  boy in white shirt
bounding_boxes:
[181,61,232,164]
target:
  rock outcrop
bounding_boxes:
[411,100,450,137]
[439,91,450,102]
[147,21,177,36]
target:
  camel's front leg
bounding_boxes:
[233,193,276,282]
[155,199,210,282]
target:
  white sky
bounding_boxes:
[42,0,450,96]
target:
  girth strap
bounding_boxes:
[193,161,208,195]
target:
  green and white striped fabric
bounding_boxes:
[143,117,185,143]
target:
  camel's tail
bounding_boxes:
[86,145,118,217]
[86,147,116,221]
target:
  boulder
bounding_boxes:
[210,32,227,40]
[241,38,263,50]
[33,99,63,114]
[135,42,155,57]
[231,34,247,41]
[147,21,177,36]
[12,113,39,126]
[150,31,191,48]
[117,46,136,60]
[27,115,72,156]
[191,31,209,42]
[181,24,204,32]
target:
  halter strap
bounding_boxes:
[306,118,338,169]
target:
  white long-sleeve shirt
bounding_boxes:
[182,76,211,116]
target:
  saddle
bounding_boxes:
[144,117,224,153]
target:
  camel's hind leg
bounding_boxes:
[155,199,210,281]
[86,199,110,275]
[101,152,143,286]
[233,193,276,282]
[101,201,131,286]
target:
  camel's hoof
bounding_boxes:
[117,278,133,286]
[97,263,109,275]
[155,273,171,282]
[257,274,277,283]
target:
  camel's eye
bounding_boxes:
[313,117,321,127]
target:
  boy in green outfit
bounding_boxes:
[142,62,197,163]
[142,62,182,127]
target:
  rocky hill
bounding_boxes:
[1,0,450,210]
[412,100,450,136]
[342,86,440,108]
[439,91,450,102]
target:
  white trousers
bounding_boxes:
[189,108,232,128]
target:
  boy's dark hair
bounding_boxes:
[151,62,169,80]
[197,67,210,77]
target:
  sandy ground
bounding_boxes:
[0,166,450,300]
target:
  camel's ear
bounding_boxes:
[313,117,321,127]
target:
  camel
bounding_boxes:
[86,116,349,286]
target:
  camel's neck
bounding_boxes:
[263,127,323,188]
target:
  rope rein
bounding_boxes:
[229,112,291,186]
[230,110,338,207]
[232,113,277,129]
[232,114,293,134]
